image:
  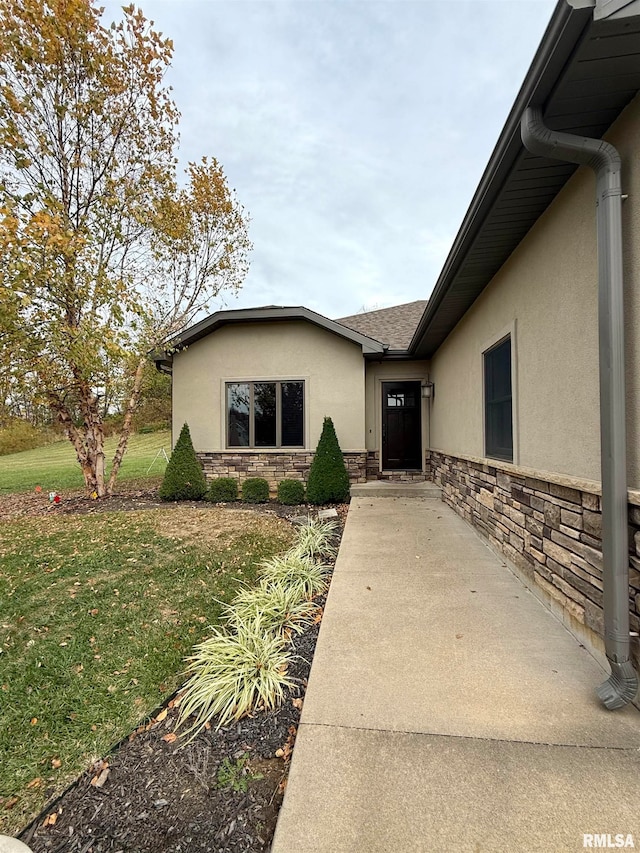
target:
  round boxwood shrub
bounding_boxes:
[306,416,350,505]
[158,423,207,501]
[241,477,270,503]
[208,477,238,503]
[277,479,305,505]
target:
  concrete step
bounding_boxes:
[350,481,442,498]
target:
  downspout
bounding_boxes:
[521,107,638,709]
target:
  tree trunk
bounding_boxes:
[49,381,108,497]
[107,357,146,495]
[74,376,107,497]
[48,394,98,492]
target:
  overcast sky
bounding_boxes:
[108,0,557,319]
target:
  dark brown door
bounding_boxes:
[382,381,422,470]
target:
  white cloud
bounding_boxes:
[104,0,557,318]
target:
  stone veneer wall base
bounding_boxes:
[430,450,640,684]
[365,450,431,482]
[198,451,367,493]
[199,450,432,490]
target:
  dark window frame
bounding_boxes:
[484,336,513,462]
[226,380,305,449]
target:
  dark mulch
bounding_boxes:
[0,482,166,519]
[15,497,346,853]
[0,482,349,526]
[20,625,322,853]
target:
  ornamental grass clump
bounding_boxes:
[225,580,318,636]
[259,551,331,600]
[177,617,294,738]
[292,518,339,561]
[178,511,339,736]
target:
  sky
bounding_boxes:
[106,0,558,320]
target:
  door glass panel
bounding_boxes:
[386,390,417,408]
[227,383,250,447]
[254,382,277,446]
[281,381,304,446]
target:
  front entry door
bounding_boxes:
[381,381,422,470]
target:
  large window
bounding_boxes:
[484,337,513,462]
[227,381,304,448]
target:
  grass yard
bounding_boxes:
[0,506,294,834]
[0,431,172,495]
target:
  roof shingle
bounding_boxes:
[335,300,428,351]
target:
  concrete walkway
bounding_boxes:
[272,495,640,853]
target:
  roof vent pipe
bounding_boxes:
[520,107,638,709]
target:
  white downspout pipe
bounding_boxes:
[521,106,638,709]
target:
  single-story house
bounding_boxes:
[156,0,640,705]
[155,300,432,485]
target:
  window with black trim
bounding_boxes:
[227,381,304,448]
[484,337,513,462]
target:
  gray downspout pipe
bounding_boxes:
[521,106,638,710]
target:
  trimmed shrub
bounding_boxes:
[306,416,350,504]
[241,477,270,503]
[277,479,305,505]
[208,477,239,503]
[158,423,207,501]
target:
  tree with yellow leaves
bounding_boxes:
[0,0,251,495]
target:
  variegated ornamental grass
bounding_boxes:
[258,551,332,601]
[290,517,339,561]
[177,519,339,736]
[225,580,319,636]
[177,618,296,738]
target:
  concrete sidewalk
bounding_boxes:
[272,496,640,853]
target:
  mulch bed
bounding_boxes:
[19,625,321,853]
[0,482,167,520]
[11,487,348,853]
[0,482,349,525]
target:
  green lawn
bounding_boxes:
[0,506,294,834]
[0,431,171,495]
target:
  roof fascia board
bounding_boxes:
[162,306,385,359]
[368,351,417,361]
[409,0,593,356]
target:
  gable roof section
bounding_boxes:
[410,0,640,358]
[154,305,385,371]
[336,300,428,352]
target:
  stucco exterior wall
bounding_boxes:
[171,320,366,453]
[429,92,640,489]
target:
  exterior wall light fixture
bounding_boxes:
[421,381,434,399]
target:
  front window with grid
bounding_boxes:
[226,381,304,448]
